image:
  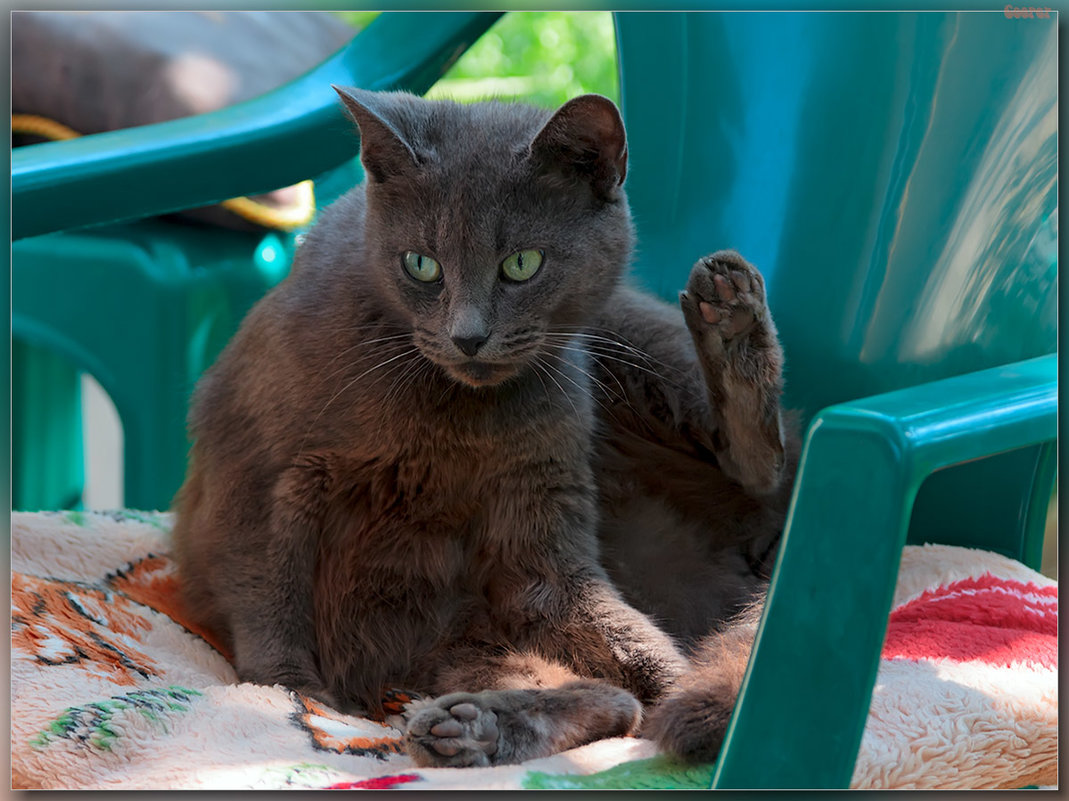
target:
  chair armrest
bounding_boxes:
[12,12,501,240]
[713,353,1057,789]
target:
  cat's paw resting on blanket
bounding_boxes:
[404,683,642,768]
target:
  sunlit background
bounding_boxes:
[342,11,619,106]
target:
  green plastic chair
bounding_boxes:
[11,11,500,511]
[613,11,1056,787]
[13,224,295,511]
[11,10,1056,788]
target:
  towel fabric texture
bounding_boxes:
[10,510,1057,789]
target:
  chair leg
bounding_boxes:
[12,340,84,511]
[13,223,289,514]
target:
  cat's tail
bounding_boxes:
[641,600,762,763]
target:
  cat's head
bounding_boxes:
[335,86,634,388]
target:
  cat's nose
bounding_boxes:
[451,306,490,357]
[452,332,489,357]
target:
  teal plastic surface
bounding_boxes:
[616,11,1056,412]
[614,11,1056,787]
[12,223,290,511]
[12,341,84,510]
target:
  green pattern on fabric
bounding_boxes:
[253,762,342,789]
[62,510,88,527]
[31,686,203,751]
[104,509,171,530]
[522,755,716,789]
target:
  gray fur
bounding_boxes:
[172,88,798,767]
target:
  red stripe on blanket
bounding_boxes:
[323,773,421,789]
[882,574,1057,668]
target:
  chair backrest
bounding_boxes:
[614,11,1057,563]
[11,12,501,240]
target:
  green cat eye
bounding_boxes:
[501,249,544,282]
[402,251,442,282]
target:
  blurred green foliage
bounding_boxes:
[336,11,618,108]
[334,11,378,32]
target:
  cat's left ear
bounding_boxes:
[333,85,419,183]
[529,94,628,201]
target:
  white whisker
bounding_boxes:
[546,328,691,378]
[382,351,431,409]
[533,357,583,427]
[544,335,690,391]
[318,334,414,385]
[296,347,420,459]
[541,352,625,426]
[543,343,628,402]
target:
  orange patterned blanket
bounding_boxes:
[10,510,1057,789]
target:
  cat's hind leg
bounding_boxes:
[404,651,641,768]
[642,600,761,763]
[679,251,787,496]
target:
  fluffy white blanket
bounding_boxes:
[10,510,1057,789]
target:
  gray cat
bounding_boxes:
[172,86,798,768]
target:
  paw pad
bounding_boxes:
[405,696,501,767]
[681,251,768,343]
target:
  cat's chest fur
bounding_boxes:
[317,373,591,567]
[308,364,597,696]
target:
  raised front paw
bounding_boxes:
[404,693,501,768]
[680,250,769,348]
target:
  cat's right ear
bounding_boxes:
[333,85,419,183]
[528,94,628,201]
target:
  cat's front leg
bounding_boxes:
[401,457,687,768]
[402,575,688,770]
[225,458,336,706]
[553,566,690,704]
[679,250,787,495]
[404,549,686,766]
